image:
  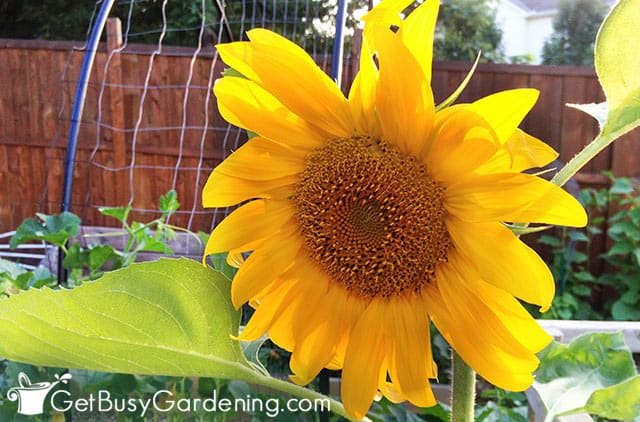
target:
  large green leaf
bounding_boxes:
[572,375,640,420]
[0,258,257,381]
[594,0,640,138]
[532,332,639,420]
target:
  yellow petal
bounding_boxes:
[468,89,539,145]
[431,260,541,391]
[342,299,388,419]
[426,107,499,182]
[214,77,326,149]
[237,279,297,341]
[203,199,294,256]
[217,30,353,137]
[325,293,367,370]
[348,38,379,135]
[289,284,348,385]
[471,278,552,353]
[231,229,302,308]
[374,26,434,156]
[215,41,260,82]
[447,217,555,311]
[445,172,588,227]
[268,259,329,353]
[213,137,306,180]
[439,251,552,353]
[361,0,413,28]
[385,296,437,407]
[202,171,297,208]
[399,0,439,83]
[507,130,559,172]
[477,129,559,174]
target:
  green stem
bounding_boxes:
[450,351,475,422]
[551,131,616,188]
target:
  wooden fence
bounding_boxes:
[1,35,639,246]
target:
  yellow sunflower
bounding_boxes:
[202,0,587,418]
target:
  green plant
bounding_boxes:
[591,176,640,320]
[475,389,527,422]
[434,0,505,62]
[532,332,640,421]
[542,0,609,66]
[537,227,596,320]
[537,174,640,320]
[5,190,184,286]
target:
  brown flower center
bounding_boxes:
[293,136,451,299]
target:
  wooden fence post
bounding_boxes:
[106,18,129,207]
[611,130,640,178]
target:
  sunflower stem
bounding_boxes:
[550,131,616,188]
[450,351,476,422]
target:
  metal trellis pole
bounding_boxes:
[58,0,116,284]
[331,0,349,87]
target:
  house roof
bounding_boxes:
[508,0,616,13]
[519,0,559,12]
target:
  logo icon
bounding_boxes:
[6,372,72,416]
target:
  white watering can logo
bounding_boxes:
[6,372,72,415]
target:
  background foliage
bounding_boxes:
[0,0,506,61]
[434,0,504,62]
[537,175,640,321]
[542,0,608,65]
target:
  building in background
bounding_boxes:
[496,0,613,64]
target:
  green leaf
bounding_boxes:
[568,231,590,243]
[62,243,90,270]
[10,212,81,248]
[0,258,258,382]
[88,245,119,273]
[574,375,640,420]
[533,332,638,420]
[209,252,237,280]
[573,271,595,283]
[29,267,56,288]
[138,236,172,254]
[159,189,180,215]
[14,272,33,290]
[609,177,635,195]
[607,239,635,256]
[570,251,588,263]
[99,205,132,224]
[222,67,247,79]
[538,235,562,247]
[475,402,528,422]
[197,231,210,245]
[594,0,640,138]
[0,257,27,282]
[0,260,54,290]
[629,208,640,225]
[611,300,640,321]
[241,334,271,377]
[608,221,640,241]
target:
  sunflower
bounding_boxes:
[202,0,587,418]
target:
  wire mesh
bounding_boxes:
[11,0,367,261]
